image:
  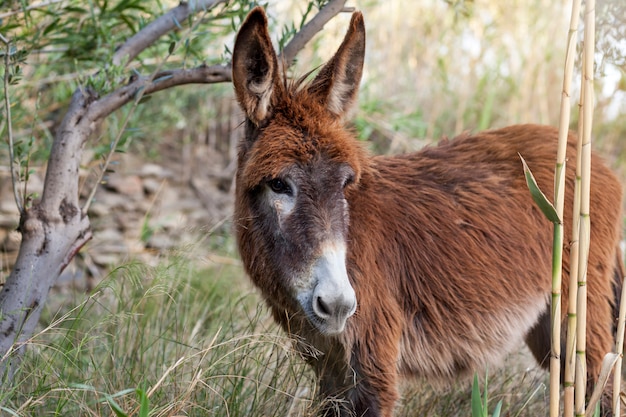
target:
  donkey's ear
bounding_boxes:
[232,7,280,125]
[308,12,365,118]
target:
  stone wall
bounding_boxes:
[0,137,237,291]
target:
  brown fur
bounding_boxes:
[231,7,624,417]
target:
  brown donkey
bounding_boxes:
[232,7,624,417]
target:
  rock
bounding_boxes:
[115,211,144,234]
[91,189,137,211]
[0,197,20,215]
[102,174,144,197]
[89,252,122,267]
[142,177,164,195]
[3,230,22,252]
[145,233,176,251]
[93,228,124,243]
[0,135,238,291]
[0,213,18,229]
[88,201,110,218]
[87,227,129,267]
[139,163,172,178]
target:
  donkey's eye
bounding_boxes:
[342,174,355,189]
[268,178,292,195]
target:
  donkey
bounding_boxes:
[231,7,624,417]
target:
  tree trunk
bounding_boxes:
[0,89,95,379]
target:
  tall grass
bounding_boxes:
[0,251,317,417]
[0,242,554,417]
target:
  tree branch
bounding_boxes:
[87,64,230,123]
[112,0,227,67]
[279,0,351,67]
[1,37,24,215]
[41,88,98,212]
[92,0,352,123]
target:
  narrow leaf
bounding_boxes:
[105,395,128,417]
[520,154,561,224]
[137,388,150,417]
[585,352,619,417]
[0,406,20,416]
[67,383,96,390]
[492,400,503,417]
[471,374,485,417]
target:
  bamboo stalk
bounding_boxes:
[571,39,586,417]
[613,268,626,416]
[558,2,582,416]
[574,1,595,415]
[568,126,583,414]
[550,221,564,417]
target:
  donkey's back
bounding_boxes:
[349,124,622,385]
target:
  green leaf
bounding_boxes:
[136,388,150,417]
[520,154,561,224]
[492,400,503,417]
[118,14,139,33]
[105,395,128,417]
[100,388,136,417]
[471,374,485,417]
[67,382,96,390]
[43,18,60,36]
[168,41,176,54]
[63,6,88,13]
[0,406,20,417]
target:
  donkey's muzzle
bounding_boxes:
[307,243,357,335]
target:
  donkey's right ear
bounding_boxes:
[232,7,280,125]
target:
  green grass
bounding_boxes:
[1,246,551,417]
[1,253,316,417]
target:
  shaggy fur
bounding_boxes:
[231,7,624,417]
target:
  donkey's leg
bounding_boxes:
[314,335,400,417]
[524,307,562,372]
[319,348,398,417]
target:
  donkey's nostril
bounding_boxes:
[314,296,332,318]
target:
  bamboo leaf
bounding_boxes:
[520,155,561,224]
[585,352,619,417]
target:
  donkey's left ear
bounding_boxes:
[232,7,280,125]
[308,12,365,118]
